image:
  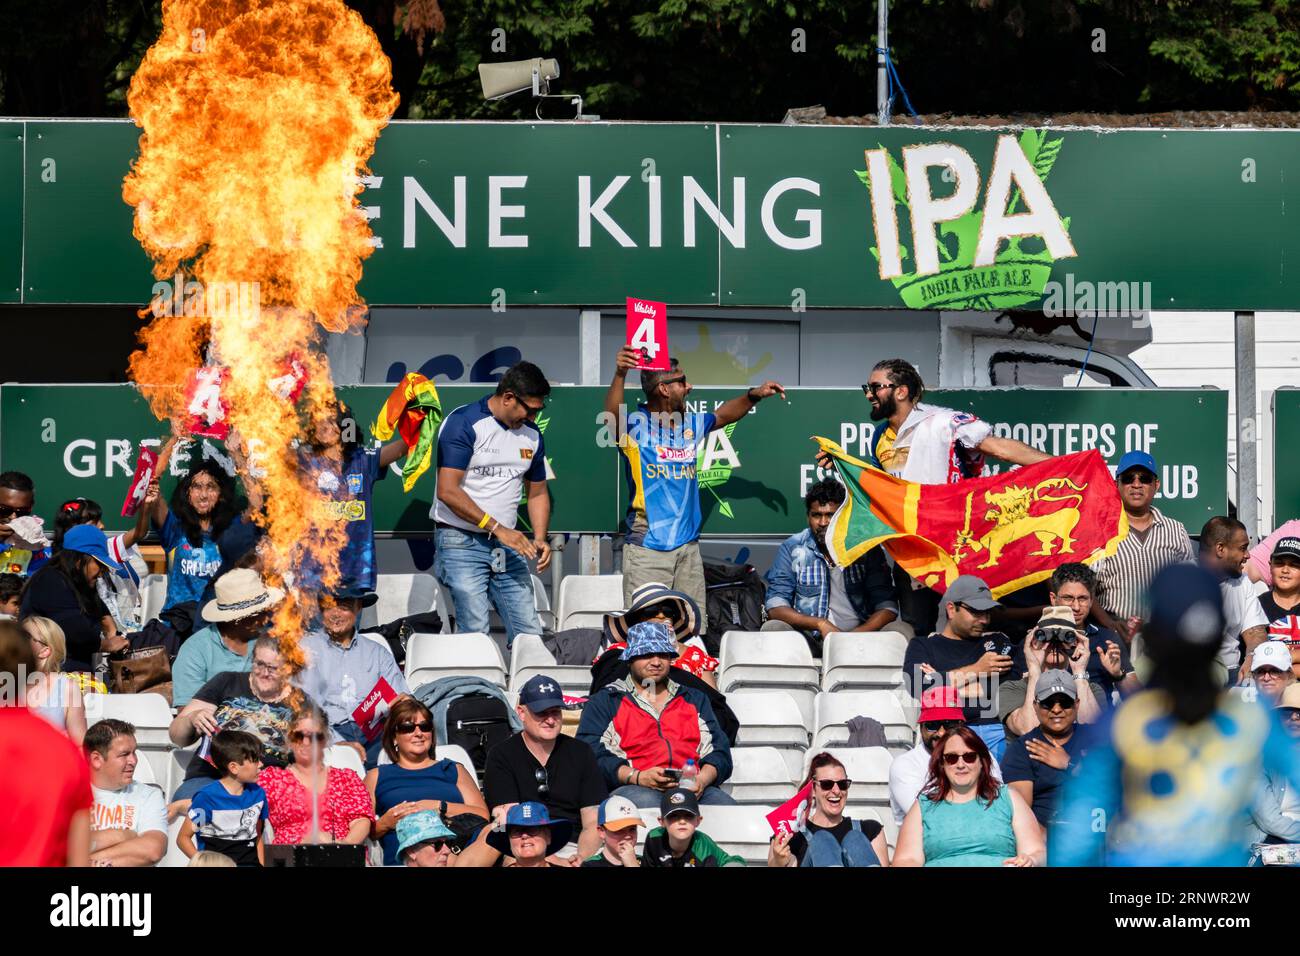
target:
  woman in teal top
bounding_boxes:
[893,725,1045,867]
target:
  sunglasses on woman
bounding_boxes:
[942,751,980,766]
[815,778,852,791]
[290,730,327,743]
[397,720,433,735]
[427,839,461,854]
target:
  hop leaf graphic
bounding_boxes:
[697,422,738,519]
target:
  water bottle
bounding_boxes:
[680,759,697,792]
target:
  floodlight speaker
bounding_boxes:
[478,58,561,100]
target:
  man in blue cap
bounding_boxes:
[577,620,735,809]
[484,673,607,864]
[1091,449,1195,644]
[486,801,573,867]
[1051,563,1300,866]
[396,809,460,867]
[298,585,410,766]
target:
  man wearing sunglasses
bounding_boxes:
[1002,606,1105,741]
[1001,669,1087,833]
[889,685,1002,825]
[0,470,49,577]
[605,345,786,633]
[825,360,1046,634]
[432,361,551,644]
[1090,450,1195,644]
[901,575,1018,761]
[484,674,607,864]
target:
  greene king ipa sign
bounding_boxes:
[6,120,1299,308]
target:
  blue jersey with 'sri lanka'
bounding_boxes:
[619,406,717,552]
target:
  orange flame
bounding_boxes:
[124,0,399,673]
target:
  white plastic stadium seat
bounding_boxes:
[555,573,624,630]
[160,816,189,868]
[803,746,894,809]
[324,744,366,778]
[405,632,507,689]
[810,691,915,754]
[723,747,797,805]
[360,573,439,630]
[726,690,810,749]
[166,746,198,800]
[855,804,901,854]
[508,633,591,696]
[718,630,820,728]
[360,631,398,661]
[683,805,775,865]
[374,744,476,779]
[88,690,176,787]
[820,633,908,692]
[139,573,168,625]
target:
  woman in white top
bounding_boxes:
[23,615,87,745]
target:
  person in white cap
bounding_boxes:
[1248,683,1300,846]
[1249,640,1297,705]
[581,795,643,867]
[172,568,284,708]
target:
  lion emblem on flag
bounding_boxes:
[955,477,1086,569]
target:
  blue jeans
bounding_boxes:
[971,722,1007,763]
[802,823,881,867]
[613,784,737,809]
[433,526,542,643]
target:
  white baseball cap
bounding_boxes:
[1251,640,1293,674]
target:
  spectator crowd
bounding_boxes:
[2,358,1299,868]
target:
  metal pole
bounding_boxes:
[579,309,604,574]
[1234,311,1259,539]
[877,0,890,126]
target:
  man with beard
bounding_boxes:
[763,479,905,653]
[825,359,1047,632]
[1200,516,1269,686]
[605,346,786,632]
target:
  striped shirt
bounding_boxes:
[1094,507,1195,621]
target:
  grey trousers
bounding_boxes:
[622,540,709,634]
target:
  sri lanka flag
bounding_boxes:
[372,373,443,492]
[812,438,1127,598]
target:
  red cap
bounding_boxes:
[919,686,964,723]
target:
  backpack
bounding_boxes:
[371,611,443,668]
[702,560,766,656]
[444,693,514,775]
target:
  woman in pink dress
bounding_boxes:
[259,702,373,846]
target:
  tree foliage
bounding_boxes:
[0,0,1297,119]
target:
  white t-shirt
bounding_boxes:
[430,397,547,532]
[1220,573,1270,669]
[90,781,168,839]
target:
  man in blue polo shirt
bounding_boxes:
[432,361,551,642]
[604,346,786,631]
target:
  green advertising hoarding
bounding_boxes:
[2,120,1297,309]
[1274,387,1300,527]
[1,385,1225,536]
[0,384,620,535]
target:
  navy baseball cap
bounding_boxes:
[1116,450,1158,477]
[518,674,564,713]
[1147,563,1224,650]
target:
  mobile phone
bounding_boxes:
[662,768,682,781]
